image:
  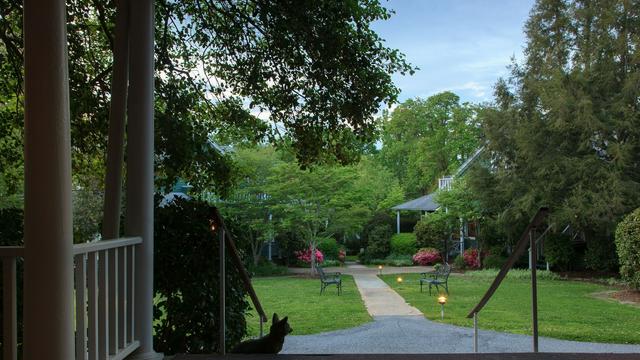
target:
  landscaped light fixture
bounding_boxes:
[396,276,403,283]
[438,295,447,320]
[378,265,383,275]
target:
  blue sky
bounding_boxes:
[372,0,535,104]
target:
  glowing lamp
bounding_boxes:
[396,276,403,283]
[378,265,383,275]
[438,294,447,320]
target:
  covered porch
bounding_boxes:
[0,0,160,359]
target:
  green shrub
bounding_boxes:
[317,237,339,260]
[390,233,417,255]
[453,254,466,270]
[249,261,290,277]
[615,208,640,289]
[482,254,506,269]
[321,259,341,267]
[368,254,413,267]
[544,233,574,271]
[414,212,448,253]
[364,224,392,260]
[584,236,618,272]
[466,269,561,281]
[362,212,394,246]
[155,198,250,354]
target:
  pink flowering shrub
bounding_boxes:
[295,247,324,264]
[412,247,441,266]
[463,248,481,269]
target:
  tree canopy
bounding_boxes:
[469,0,640,268]
[378,91,482,198]
[0,0,413,196]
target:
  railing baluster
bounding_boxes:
[118,246,127,347]
[128,246,135,343]
[108,248,119,354]
[3,257,17,360]
[75,254,87,360]
[87,252,99,360]
[98,250,109,360]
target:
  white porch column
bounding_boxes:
[396,211,400,234]
[23,0,74,359]
[125,0,161,358]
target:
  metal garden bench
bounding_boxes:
[420,262,451,295]
[318,266,342,295]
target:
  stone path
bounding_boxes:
[282,264,640,354]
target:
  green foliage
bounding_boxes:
[378,92,482,197]
[481,254,506,270]
[414,212,449,253]
[368,254,413,267]
[154,197,249,354]
[471,0,640,265]
[249,261,290,277]
[390,233,417,255]
[615,208,640,289]
[584,236,618,272]
[465,269,561,281]
[317,237,340,260]
[1,0,413,200]
[544,233,575,271]
[453,254,466,270]
[363,224,392,260]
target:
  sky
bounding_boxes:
[372,0,536,105]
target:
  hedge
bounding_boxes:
[390,233,417,255]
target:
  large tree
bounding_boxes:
[472,0,640,270]
[0,0,413,196]
[378,92,482,198]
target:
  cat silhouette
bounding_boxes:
[231,313,293,354]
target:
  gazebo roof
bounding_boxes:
[391,192,439,212]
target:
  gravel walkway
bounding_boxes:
[282,264,640,354]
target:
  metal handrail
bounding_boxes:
[210,207,268,355]
[467,207,549,353]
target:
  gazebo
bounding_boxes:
[391,192,440,234]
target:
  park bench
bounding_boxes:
[420,262,451,295]
[318,266,342,295]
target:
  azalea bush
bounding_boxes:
[412,248,441,266]
[295,247,324,264]
[338,249,346,263]
[463,248,481,269]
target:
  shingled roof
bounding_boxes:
[391,192,439,212]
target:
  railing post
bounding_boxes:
[530,230,539,353]
[74,254,87,360]
[3,257,17,360]
[219,228,226,355]
[473,312,478,353]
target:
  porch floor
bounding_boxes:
[173,353,640,360]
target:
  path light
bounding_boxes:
[378,265,383,275]
[438,295,447,320]
[396,276,403,284]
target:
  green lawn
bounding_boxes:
[381,272,640,344]
[246,275,371,336]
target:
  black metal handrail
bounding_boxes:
[210,207,268,355]
[467,207,549,353]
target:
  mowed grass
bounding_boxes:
[382,272,640,344]
[246,275,371,337]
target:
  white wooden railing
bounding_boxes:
[0,237,141,360]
